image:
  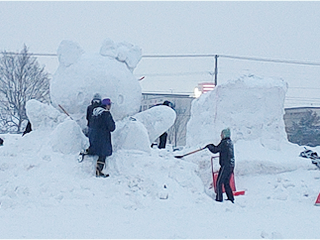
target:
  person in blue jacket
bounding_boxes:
[206,128,235,203]
[89,98,116,178]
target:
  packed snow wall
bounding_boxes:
[186,75,288,150]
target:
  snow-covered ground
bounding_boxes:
[0,132,319,239]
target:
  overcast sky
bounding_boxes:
[1,1,320,107]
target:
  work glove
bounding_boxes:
[205,144,214,149]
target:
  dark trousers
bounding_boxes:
[216,166,234,201]
[158,132,168,149]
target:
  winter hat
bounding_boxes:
[221,128,231,139]
[101,98,112,106]
[93,93,101,100]
[163,100,174,108]
[163,100,170,106]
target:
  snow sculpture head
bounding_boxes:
[50,38,142,127]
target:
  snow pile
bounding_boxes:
[186,74,288,151]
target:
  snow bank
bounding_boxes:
[186,75,288,151]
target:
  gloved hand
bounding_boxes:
[205,144,214,149]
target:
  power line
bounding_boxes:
[135,71,213,77]
[219,54,320,67]
[0,52,57,57]
[141,53,320,67]
[2,51,320,67]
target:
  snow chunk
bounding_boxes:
[26,99,66,131]
[134,105,176,143]
[112,117,151,153]
[49,119,89,154]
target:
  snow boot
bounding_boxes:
[96,161,109,178]
[78,148,89,163]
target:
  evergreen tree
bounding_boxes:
[288,110,320,147]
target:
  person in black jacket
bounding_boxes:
[206,128,235,203]
[86,93,102,128]
[89,98,116,178]
[80,93,102,155]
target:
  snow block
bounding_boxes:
[315,192,320,206]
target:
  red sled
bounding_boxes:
[315,192,320,206]
[210,156,245,196]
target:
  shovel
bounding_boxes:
[174,147,206,159]
[58,104,73,120]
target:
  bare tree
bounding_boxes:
[0,45,50,133]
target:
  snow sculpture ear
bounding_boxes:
[116,42,142,71]
[100,39,142,71]
[57,40,84,67]
[100,38,117,58]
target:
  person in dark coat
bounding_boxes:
[22,121,32,136]
[0,137,3,146]
[158,100,174,149]
[86,93,102,128]
[206,128,235,203]
[89,98,116,178]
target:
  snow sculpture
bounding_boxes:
[24,38,176,154]
[186,75,288,150]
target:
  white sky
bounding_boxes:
[1,1,320,107]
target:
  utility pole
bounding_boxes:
[214,55,218,86]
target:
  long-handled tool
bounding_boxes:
[174,147,206,159]
[58,104,73,120]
